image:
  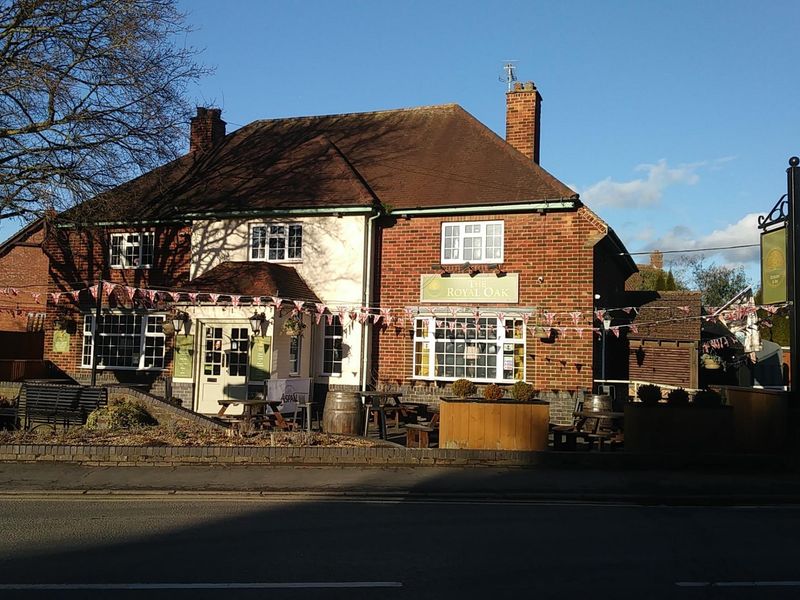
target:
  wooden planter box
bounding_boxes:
[439,398,550,451]
[624,403,734,454]
[719,386,789,453]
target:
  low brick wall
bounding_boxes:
[0,444,550,467]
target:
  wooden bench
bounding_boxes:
[22,384,107,430]
[406,413,439,448]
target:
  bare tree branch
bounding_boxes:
[0,0,210,222]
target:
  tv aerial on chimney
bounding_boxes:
[500,61,518,92]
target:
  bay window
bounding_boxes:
[441,221,504,264]
[82,313,165,370]
[413,316,524,382]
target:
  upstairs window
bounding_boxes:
[441,221,504,264]
[250,224,303,261]
[110,232,155,268]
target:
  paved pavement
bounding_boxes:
[2,461,800,504]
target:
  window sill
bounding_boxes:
[411,375,519,384]
[110,265,152,270]
[249,258,303,264]
[80,365,165,372]
[439,260,503,266]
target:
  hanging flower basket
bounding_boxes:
[282,315,306,337]
[701,353,722,370]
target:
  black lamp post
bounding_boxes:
[787,158,799,391]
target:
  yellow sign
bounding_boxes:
[173,335,195,379]
[761,227,787,304]
[420,273,519,303]
[249,336,272,381]
[52,330,70,353]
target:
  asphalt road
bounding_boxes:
[1,494,800,599]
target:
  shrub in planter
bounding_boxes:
[637,383,662,405]
[451,378,477,399]
[483,383,504,401]
[510,381,536,402]
[692,389,723,408]
[667,388,690,407]
[86,399,158,430]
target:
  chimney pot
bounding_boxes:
[505,80,542,164]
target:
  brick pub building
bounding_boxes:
[39,82,635,422]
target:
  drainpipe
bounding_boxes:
[360,210,382,391]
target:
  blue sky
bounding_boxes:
[10,0,798,286]
[172,0,796,285]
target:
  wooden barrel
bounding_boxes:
[322,391,364,435]
[587,394,612,412]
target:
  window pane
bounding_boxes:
[323,316,343,375]
[288,225,302,259]
[251,226,267,260]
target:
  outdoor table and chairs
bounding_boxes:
[358,391,417,439]
[218,398,275,431]
[552,409,624,451]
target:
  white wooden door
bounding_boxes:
[196,323,250,414]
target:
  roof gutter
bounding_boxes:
[184,207,374,219]
[392,200,577,217]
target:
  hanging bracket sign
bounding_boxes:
[761,226,787,304]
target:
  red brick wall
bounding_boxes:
[374,209,604,392]
[0,224,48,332]
[43,225,191,383]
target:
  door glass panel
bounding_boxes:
[203,327,223,376]
[229,327,249,377]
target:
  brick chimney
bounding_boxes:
[190,107,226,154]
[505,81,542,164]
[650,250,664,270]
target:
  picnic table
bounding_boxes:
[552,410,624,451]
[217,398,289,431]
[358,391,416,439]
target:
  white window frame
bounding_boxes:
[321,315,343,376]
[289,335,301,376]
[81,313,166,371]
[412,315,525,383]
[440,221,504,265]
[110,232,155,269]
[250,223,303,262]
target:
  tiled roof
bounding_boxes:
[627,291,702,341]
[65,104,578,222]
[185,262,320,303]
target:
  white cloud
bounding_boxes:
[647,213,764,266]
[578,159,702,208]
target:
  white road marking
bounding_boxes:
[0,581,403,590]
[677,581,800,587]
